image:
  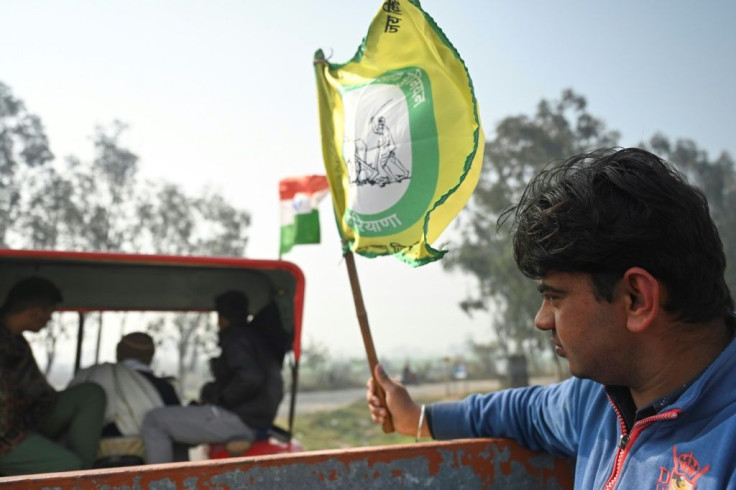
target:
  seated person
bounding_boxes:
[141,290,284,463]
[68,331,180,438]
[115,332,180,408]
[0,277,106,476]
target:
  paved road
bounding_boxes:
[278,376,556,419]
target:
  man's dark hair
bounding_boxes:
[214,289,249,324]
[502,147,734,325]
[1,276,63,315]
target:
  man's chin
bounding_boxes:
[567,364,596,381]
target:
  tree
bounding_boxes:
[443,89,620,373]
[77,121,141,253]
[135,185,250,257]
[192,191,250,256]
[147,313,217,398]
[642,135,736,290]
[17,121,140,253]
[464,338,502,378]
[301,337,331,389]
[0,82,54,246]
[16,163,84,250]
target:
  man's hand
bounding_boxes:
[366,364,429,438]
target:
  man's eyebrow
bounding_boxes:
[537,283,565,294]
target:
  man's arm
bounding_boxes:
[368,363,590,457]
[429,379,593,458]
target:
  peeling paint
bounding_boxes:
[182,477,198,490]
[148,477,177,490]
[1,439,574,489]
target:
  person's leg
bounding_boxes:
[172,442,190,462]
[0,433,81,476]
[38,382,106,468]
[142,405,254,464]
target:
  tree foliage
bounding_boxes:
[445,89,735,366]
[0,82,54,246]
[642,135,736,289]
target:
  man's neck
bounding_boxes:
[629,321,733,409]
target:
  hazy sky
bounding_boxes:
[3,1,735,364]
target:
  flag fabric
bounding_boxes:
[279,175,330,255]
[313,0,484,266]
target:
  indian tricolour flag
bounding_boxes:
[279,175,330,255]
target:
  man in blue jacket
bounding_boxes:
[367,148,736,488]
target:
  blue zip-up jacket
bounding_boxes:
[429,338,736,489]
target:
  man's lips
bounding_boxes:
[551,337,566,357]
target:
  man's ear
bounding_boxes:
[622,267,660,333]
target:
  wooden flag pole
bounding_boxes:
[343,248,395,433]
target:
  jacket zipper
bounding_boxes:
[602,409,680,490]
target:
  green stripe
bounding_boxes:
[280,210,321,254]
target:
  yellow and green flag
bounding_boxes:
[314,0,484,266]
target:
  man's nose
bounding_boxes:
[535,302,554,331]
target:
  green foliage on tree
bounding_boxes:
[444,89,735,371]
[642,134,736,290]
[0,82,54,246]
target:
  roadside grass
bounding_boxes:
[280,394,458,451]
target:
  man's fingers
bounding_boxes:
[366,379,375,402]
[367,364,399,427]
[367,393,383,408]
[369,405,387,422]
[366,378,384,407]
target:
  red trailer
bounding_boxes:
[0,248,306,461]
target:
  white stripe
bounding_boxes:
[279,199,295,226]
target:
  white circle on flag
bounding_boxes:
[342,84,412,215]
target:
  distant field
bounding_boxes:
[280,397,436,451]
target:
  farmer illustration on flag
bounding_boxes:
[314,0,484,266]
[371,112,410,186]
[347,98,411,188]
